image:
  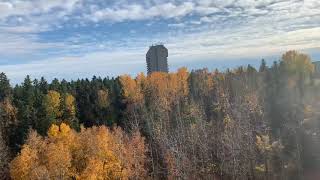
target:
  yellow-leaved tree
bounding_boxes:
[119,75,144,104]
[282,50,314,76]
[10,123,148,180]
[62,93,77,126]
[44,90,62,125]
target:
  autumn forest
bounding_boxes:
[1,51,320,180]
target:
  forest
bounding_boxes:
[0,50,320,180]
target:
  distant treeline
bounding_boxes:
[1,50,320,179]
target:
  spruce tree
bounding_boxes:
[0,72,11,101]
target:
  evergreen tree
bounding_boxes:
[39,77,48,94]
[14,75,36,146]
[0,72,11,101]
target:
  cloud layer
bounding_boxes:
[0,0,319,83]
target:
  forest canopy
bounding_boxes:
[1,50,320,180]
[10,123,147,180]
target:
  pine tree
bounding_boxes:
[9,76,36,148]
[0,73,11,101]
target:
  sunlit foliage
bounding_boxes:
[10,123,148,180]
[44,90,62,120]
[282,50,314,76]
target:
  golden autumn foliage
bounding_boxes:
[44,91,77,127]
[176,67,189,97]
[120,68,189,107]
[144,68,189,107]
[64,93,76,118]
[10,123,148,180]
[119,75,144,104]
[282,50,314,76]
[44,90,62,119]
[136,72,146,89]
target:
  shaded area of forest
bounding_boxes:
[1,50,320,179]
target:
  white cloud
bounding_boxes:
[2,25,320,84]
[168,23,185,28]
[0,0,320,83]
[0,50,146,83]
[0,2,13,19]
[0,24,49,33]
[0,33,58,55]
[90,2,195,22]
[0,0,80,20]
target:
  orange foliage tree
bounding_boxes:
[119,75,144,104]
[10,123,148,180]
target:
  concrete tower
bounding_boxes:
[146,44,168,74]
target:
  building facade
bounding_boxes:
[146,45,168,74]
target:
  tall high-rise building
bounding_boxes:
[146,44,168,74]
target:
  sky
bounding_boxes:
[0,0,319,84]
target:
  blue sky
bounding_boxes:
[0,0,319,83]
